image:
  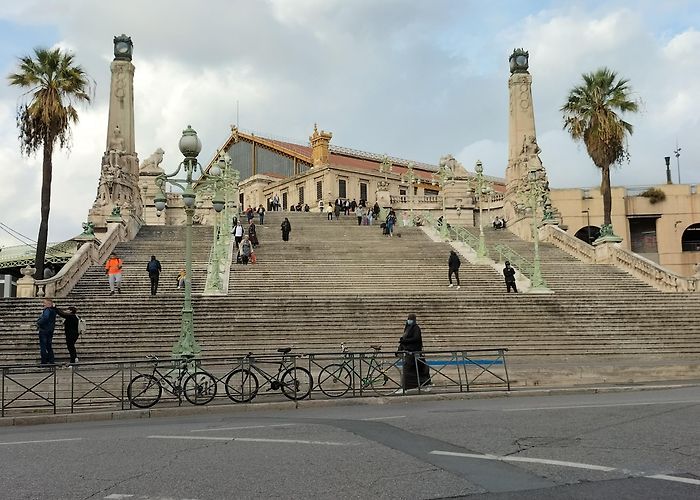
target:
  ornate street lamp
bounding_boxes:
[471,160,493,262]
[524,163,550,292]
[434,155,457,237]
[401,162,419,225]
[154,125,225,357]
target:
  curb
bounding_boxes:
[1,381,698,428]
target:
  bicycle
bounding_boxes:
[316,344,402,397]
[224,347,313,403]
[127,355,217,408]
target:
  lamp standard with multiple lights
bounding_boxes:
[471,160,493,262]
[521,163,551,292]
[402,161,419,225]
[434,155,457,237]
[154,125,225,357]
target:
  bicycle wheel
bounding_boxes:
[127,374,162,408]
[281,367,313,400]
[369,360,402,396]
[317,364,352,398]
[183,371,217,405]
[224,369,259,403]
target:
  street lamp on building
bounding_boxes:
[154,125,225,357]
[674,144,682,184]
[471,160,493,262]
[581,209,591,244]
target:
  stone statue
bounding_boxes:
[81,221,95,236]
[107,125,126,169]
[139,148,165,174]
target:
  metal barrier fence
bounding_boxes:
[1,348,509,417]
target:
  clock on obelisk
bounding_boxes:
[88,34,142,228]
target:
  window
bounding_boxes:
[360,182,368,203]
[682,223,700,251]
[298,186,305,205]
[339,179,347,199]
[282,192,288,210]
[316,180,323,200]
[424,188,439,196]
[399,188,407,196]
[413,186,418,196]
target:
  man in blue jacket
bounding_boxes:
[36,298,57,364]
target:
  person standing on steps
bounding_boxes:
[327,202,334,221]
[257,204,266,225]
[56,306,79,364]
[448,250,461,289]
[239,235,253,264]
[248,221,259,248]
[232,221,244,248]
[176,269,186,289]
[105,253,123,295]
[503,261,518,293]
[281,217,292,242]
[397,313,431,392]
[146,255,162,296]
[36,298,57,364]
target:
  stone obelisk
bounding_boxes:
[88,34,142,228]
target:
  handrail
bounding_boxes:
[540,224,699,293]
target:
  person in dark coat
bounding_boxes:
[448,250,461,289]
[56,306,79,363]
[248,222,259,247]
[503,260,517,293]
[281,217,292,242]
[398,313,431,390]
[146,255,162,296]
[36,298,57,364]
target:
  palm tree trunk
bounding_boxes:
[601,165,612,226]
[34,138,54,280]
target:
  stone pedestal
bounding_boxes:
[16,266,36,298]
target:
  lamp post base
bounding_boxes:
[172,307,201,357]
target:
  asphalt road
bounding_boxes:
[1,386,699,499]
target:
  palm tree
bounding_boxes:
[561,67,639,239]
[8,48,92,279]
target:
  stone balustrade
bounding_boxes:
[541,224,698,293]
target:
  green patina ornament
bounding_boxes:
[81,221,95,236]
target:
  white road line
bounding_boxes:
[646,474,700,486]
[360,415,407,421]
[191,423,296,433]
[429,450,616,472]
[149,435,360,446]
[0,437,83,446]
[104,495,134,499]
[503,400,700,412]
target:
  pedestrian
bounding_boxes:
[36,298,57,364]
[367,209,373,226]
[248,221,259,247]
[232,221,244,247]
[43,265,55,279]
[146,255,162,296]
[239,235,253,264]
[273,193,280,211]
[397,313,431,392]
[105,252,123,295]
[257,204,266,225]
[448,250,461,289]
[373,202,381,220]
[281,217,292,241]
[355,205,364,226]
[386,210,397,236]
[245,205,254,223]
[344,199,350,216]
[56,306,79,364]
[327,202,334,221]
[503,260,518,293]
[176,269,186,289]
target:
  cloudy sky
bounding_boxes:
[1,0,699,247]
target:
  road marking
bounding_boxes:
[0,437,83,446]
[361,415,407,421]
[646,474,700,486]
[149,435,360,446]
[191,423,296,433]
[430,451,616,472]
[503,400,700,412]
[104,495,134,499]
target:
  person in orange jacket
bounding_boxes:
[105,253,123,295]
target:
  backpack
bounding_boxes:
[77,316,86,336]
[147,260,159,273]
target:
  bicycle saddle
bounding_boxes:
[370,345,382,351]
[277,347,292,354]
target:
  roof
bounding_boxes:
[0,241,76,270]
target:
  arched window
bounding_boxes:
[574,226,600,245]
[681,223,700,251]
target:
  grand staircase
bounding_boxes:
[1,213,699,385]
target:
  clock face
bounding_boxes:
[116,42,129,54]
[516,55,528,66]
